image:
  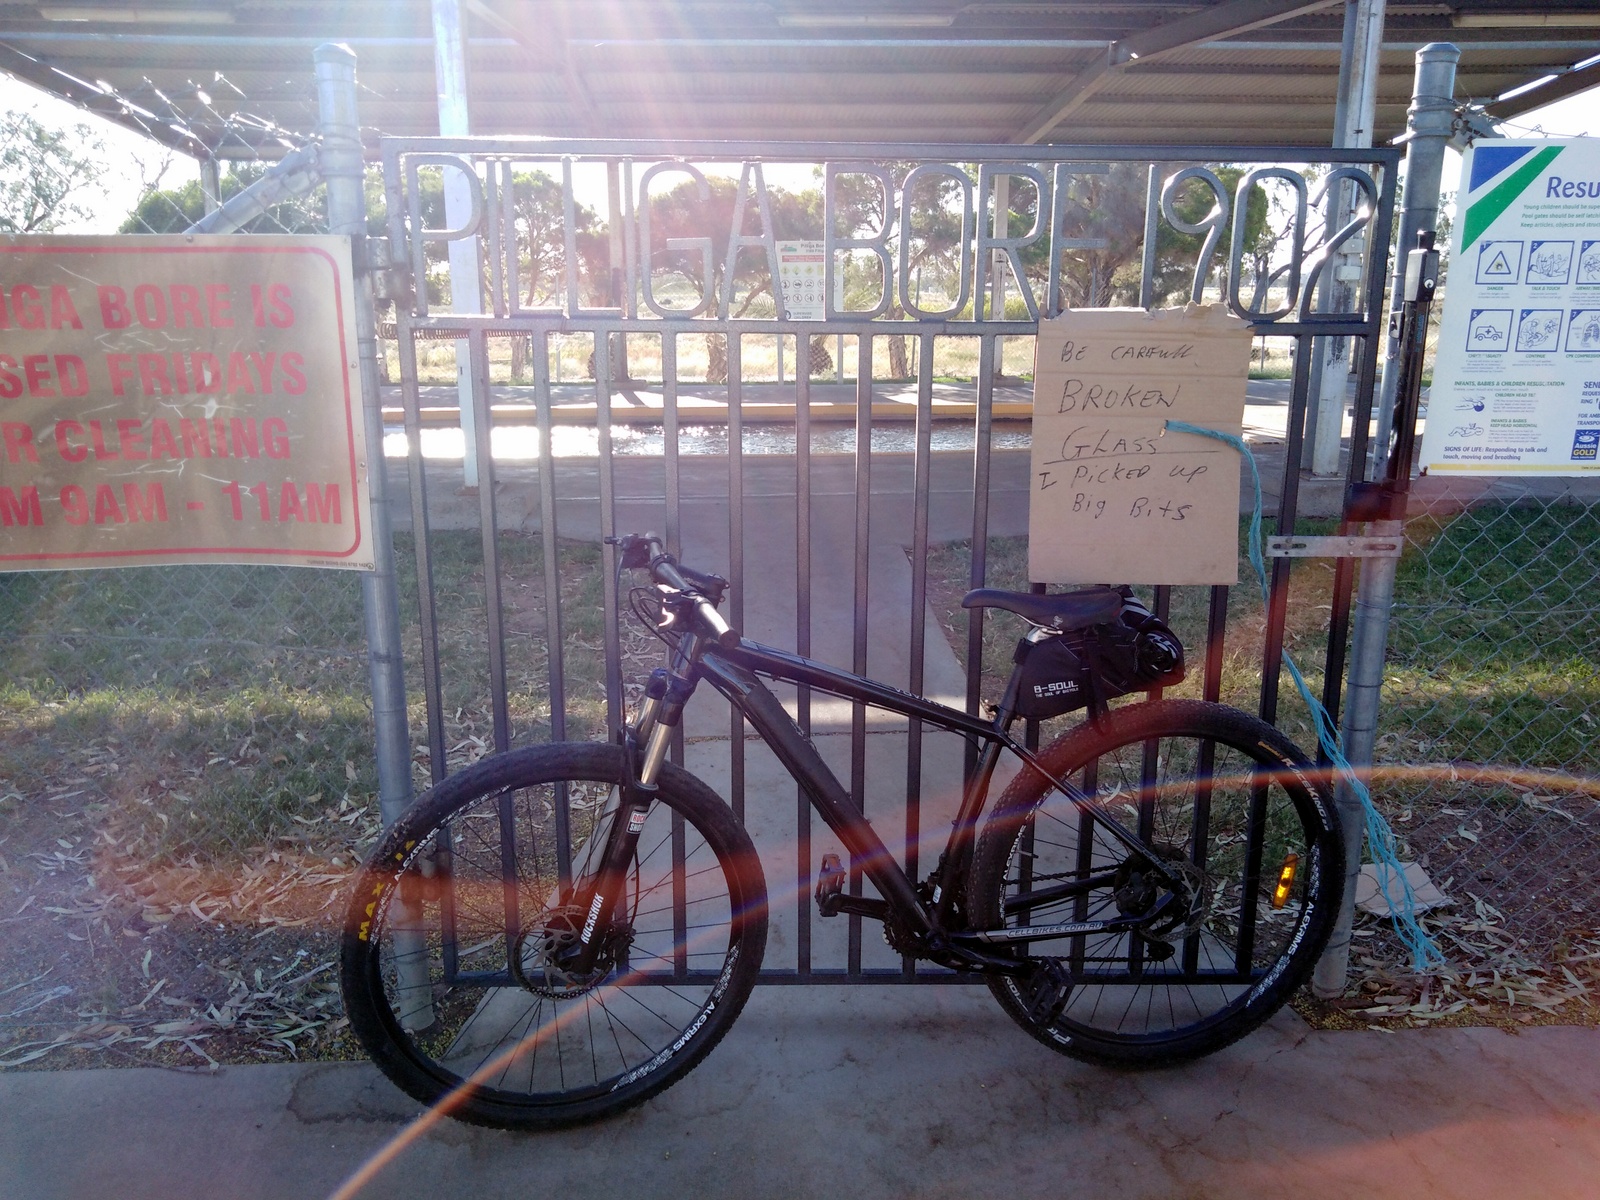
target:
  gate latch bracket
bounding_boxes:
[1266,535,1403,559]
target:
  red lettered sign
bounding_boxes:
[0,235,372,570]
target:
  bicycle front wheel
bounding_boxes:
[341,742,767,1129]
[969,700,1341,1066]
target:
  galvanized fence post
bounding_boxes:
[1371,43,1461,463]
[314,44,416,832]
[1313,43,1459,997]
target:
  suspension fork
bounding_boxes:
[565,636,702,974]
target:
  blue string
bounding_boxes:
[1164,418,1443,972]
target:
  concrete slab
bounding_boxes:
[3,992,1598,1200]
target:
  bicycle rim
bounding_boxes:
[343,744,765,1127]
[973,701,1340,1063]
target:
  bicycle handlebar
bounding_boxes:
[608,533,740,648]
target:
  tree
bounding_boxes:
[642,173,820,381]
[827,161,972,377]
[507,168,607,307]
[1047,163,1151,308]
[0,111,108,233]
[503,168,608,377]
[119,160,330,234]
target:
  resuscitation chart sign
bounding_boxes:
[0,235,373,570]
[776,240,827,320]
[1420,137,1600,475]
[1029,305,1253,585]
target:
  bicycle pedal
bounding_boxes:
[1020,958,1073,1025]
[815,853,846,917]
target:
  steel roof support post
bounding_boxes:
[316,43,429,1028]
[1308,0,1384,477]
[992,173,1009,380]
[199,158,221,216]
[433,0,486,489]
[1312,43,1458,999]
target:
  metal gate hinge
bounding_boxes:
[358,234,405,269]
[1266,535,1404,559]
[355,235,405,301]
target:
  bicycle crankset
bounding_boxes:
[510,904,633,998]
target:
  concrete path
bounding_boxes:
[384,377,1353,528]
[3,990,1598,1200]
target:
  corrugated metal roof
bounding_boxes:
[0,0,1596,156]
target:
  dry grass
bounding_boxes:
[0,534,660,1070]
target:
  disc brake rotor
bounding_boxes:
[510,904,628,999]
[1113,846,1214,947]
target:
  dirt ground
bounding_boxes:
[0,750,366,1070]
[4,550,1598,1072]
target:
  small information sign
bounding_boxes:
[1420,137,1600,475]
[776,240,827,320]
[0,235,372,570]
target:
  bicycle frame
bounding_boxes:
[432,535,1199,988]
[607,618,1191,979]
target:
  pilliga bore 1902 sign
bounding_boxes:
[0,235,373,570]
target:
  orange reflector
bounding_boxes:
[1272,852,1299,909]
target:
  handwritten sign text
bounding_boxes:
[1029,305,1252,584]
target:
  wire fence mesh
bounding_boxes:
[1337,489,1600,1023]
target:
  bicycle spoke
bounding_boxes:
[972,702,1337,1063]
[344,743,765,1127]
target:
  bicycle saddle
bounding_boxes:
[960,586,1122,630]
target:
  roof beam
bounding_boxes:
[1482,56,1600,121]
[472,0,607,132]
[0,38,207,157]
[1016,0,1341,143]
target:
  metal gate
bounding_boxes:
[378,135,1399,981]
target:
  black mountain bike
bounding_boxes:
[341,533,1342,1130]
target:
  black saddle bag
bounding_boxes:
[1012,589,1185,720]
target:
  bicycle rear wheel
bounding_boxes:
[341,742,767,1129]
[969,700,1341,1066]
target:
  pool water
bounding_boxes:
[383,421,1034,460]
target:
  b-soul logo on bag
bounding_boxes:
[1032,677,1081,703]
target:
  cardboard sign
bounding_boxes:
[1028,305,1252,585]
[0,235,372,571]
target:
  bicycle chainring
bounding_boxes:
[880,907,923,957]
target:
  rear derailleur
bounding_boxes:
[1112,848,1212,960]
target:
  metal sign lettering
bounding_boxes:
[384,145,1388,330]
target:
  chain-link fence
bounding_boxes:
[1336,488,1600,1021]
[0,79,382,1069]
